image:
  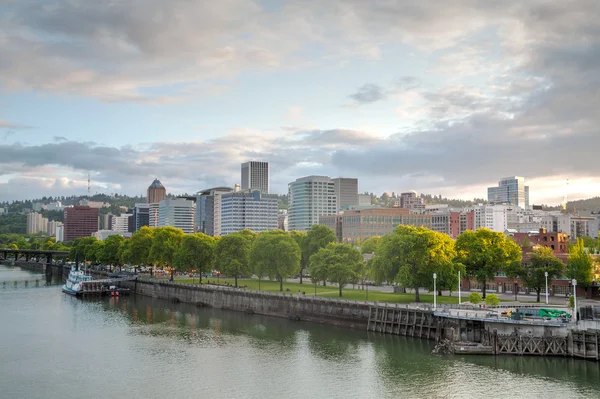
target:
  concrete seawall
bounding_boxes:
[122,279,371,330]
[122,278,598,360]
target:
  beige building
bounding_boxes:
[320,207,432,243]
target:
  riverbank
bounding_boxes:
[120,276,599,361]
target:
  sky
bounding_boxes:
[0,0,598,205]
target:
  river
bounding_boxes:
[1,265,599,399]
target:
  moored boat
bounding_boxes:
[62,268,93,296]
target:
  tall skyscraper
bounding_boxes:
[487,176,530,208]
[332,177,358,210]
[63,206,99,242]
[241,161,269,193]
[288,176,338,232]
[147,178,167,204]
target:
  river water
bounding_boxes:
[1,265,599,399]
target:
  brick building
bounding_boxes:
[63,206,99,242]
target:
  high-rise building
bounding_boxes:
[288,176,338,232]
[26,212,44,234]
[332,177,358,210]
[220,189,278,235]
[158,198,196,234]
[63,206,99,242]
[241,161,269,193]
[487,176,530,208]
[147,178,167,204]
[196,187,234,236]
[133,203,150,231]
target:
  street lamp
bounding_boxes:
[544,271,549,305]
[458,270,461,305]
[433,273,437,310]
[572,279,577,322]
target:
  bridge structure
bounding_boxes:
[0,248,70,277]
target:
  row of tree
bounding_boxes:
[364,226,597,302]
[66,224,598,301]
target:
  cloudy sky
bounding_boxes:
[0,0,598,204]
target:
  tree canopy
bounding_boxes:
[360,236,382,255]
[290,230,308,283]
[215,230,255,287]
[506,246,565,302]
[455,228,522,298]
[249,230,300,291]
[372,226,458,302]
[149,226,185,281]
[127,226,155,267]
[173,233,216,283]
[309,243,362,296]
[567,238,594,288]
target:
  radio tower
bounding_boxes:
[561,178,569,214]
[88,173,91,194]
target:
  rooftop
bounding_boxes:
[148,178,165,189]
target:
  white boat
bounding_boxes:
[62,268,93,296]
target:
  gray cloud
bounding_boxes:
[349,84,386,104]
[1,1,600,204]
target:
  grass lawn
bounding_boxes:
[166,276,466,305]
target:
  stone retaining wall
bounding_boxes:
[122,279,370,329]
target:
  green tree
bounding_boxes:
[309,243,362,297]
[290,230,308,283]
[127,226,155,272]
[149,226,185,281]
[567,238,594,296]
[69,236,97,263]
[485,293,500,306]
[305,225,337,285]
[468,291,482,304]
[377,226,457,302]
[249,230,301,292]
[455,228,522,299]
[174,233,216,284]
[86,240,105,265]
[360,236,382,255]
[506,246,565,302]
[215,230,255,287]
[100,235,125,271]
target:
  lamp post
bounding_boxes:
[544,271,549,305]
[572,279,577,322]
[458,270,461,305]
[433,273,437,310]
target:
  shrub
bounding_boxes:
[468,291,482,304]
[568,295,575,309]
[485,294,500,306]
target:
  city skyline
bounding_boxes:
[0,1,598,204]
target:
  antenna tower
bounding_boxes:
[561,178,569,214]
[88,173,91,194]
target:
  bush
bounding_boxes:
[468,292,482,304]
[568,295,575,309]
[485,294,500,306]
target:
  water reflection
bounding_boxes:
[2,264,599,399]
